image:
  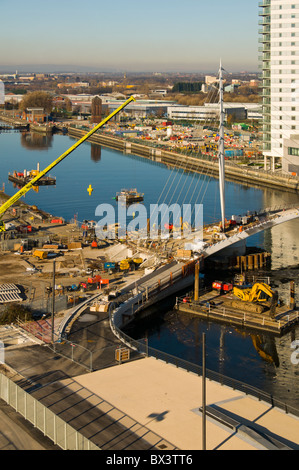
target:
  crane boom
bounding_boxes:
[0,96,135,228]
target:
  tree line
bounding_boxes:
[172,82,204,93]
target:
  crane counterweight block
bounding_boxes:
[0,96,136,228]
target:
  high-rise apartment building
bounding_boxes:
[259,1,299,172]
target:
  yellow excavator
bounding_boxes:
[229,282,279,317]
[233,282,275,303]
[0,97,135,233]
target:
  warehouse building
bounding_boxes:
[167,103,248,122]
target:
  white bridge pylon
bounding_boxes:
[202,207,299,258]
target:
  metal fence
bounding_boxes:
[51,339,93,371]
[0,373,99,450]
[0,235,50,251]
[147,343,299,417]
[26,295,68,315]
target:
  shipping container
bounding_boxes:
[104,262,116,270]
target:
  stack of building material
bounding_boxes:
[0,284,23,303]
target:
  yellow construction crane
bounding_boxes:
[0,96,135,231]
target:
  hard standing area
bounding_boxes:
[75,357,299,450]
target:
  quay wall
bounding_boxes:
[1,111,299,192]
[67,127,299,193]
[0,114,28,128]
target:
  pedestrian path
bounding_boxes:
[75,357,299,450]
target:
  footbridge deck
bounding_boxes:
[202,206,299,258]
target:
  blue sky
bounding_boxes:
[0,0,259,72]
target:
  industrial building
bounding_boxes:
[104,99,176,119]
[167,103,248,122]
[63,95,176,120]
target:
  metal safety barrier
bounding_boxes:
[0,373,99,450]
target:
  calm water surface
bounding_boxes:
[1,126,299,409]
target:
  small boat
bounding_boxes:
[114,188,144,203]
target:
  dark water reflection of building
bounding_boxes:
[258,189,299,409]
[91,144,101,162]
[20,131,53,151]
[262,187,299,270]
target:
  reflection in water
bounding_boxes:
[91,144,101,162]
[20,131,53,150]
[251,334,279,367]
[136,307,299,410]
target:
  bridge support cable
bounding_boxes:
[169,86,220,208]
[170,82,223,228]
[154,79,219,210]
[152,83,220,228]
[218,60,226,232]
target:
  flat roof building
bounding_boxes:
[167,103,248,122]
[105,99,176,119]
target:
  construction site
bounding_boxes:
[0,84,299,452]
[0,195,141,314]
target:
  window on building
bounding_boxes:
[288,147,299,156]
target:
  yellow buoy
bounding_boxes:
[87,184,93,196]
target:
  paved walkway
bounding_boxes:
[75,357,299,450]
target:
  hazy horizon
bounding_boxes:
[0,0,259,75]
[0,64,259,75]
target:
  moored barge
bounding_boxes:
[8,169,56,187]
[115,188,144,203]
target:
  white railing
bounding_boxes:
[0,373,99,450]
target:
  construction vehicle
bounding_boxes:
[0,97,135,233]
[229,282,279,317]
[119,259,130,271]
[212,281,233,293]
[87,275,102,285]
[33,250,48,260]
[233,282,275,303]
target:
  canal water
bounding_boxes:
[1,125,299,410]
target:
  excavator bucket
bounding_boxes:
[269,291,279,318]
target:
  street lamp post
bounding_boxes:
[202,332,206,450]
[51,260,56,344]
